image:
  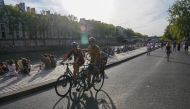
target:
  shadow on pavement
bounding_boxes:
[95,90,116,109]
[169,61,190,65]
[52,96,71,109]
[28,68,56,82]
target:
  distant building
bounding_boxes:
[0,0,4,8]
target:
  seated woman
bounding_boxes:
[0,62,7,75]
[6,59,18,77]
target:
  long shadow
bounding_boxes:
[28,67,55,82]
[169,60,190,65]
[0,74,25,91]
[52,96,71,109]
[150,55,175,59]
[95,90,116,109]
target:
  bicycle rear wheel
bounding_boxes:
[93,70,104,91]
[93,71,104,91]
[55,75,71,97]
[69,77,86,102]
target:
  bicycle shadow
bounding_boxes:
[52,95,86,109]
[81,89,116,109]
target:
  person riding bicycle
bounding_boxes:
[61,42,85,80]
[81,37,101,90]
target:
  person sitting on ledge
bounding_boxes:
[40,54,51,69]
[0,62,7,75]
[5,59,18,77]
[51,55,57,68]
[22,58,31,76]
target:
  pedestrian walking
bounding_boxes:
[172,40,177,52]
[184,40,189,54]
[165,42,172,61]
[147,41,151,56]
[177,41,181,51]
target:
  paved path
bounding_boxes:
[0,46,154,101]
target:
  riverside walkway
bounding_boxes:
[0,46,156,102]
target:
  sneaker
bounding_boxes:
[95,76,101,82]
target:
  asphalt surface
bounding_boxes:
[1,48,190,109]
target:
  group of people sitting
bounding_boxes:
[0,57,31,76]
[40,54,57,69]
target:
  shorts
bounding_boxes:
[88,62,101,71]
[166,50,171,54]
[185,46,188,50]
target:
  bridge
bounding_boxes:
[123,36,162,44]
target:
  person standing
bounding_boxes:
[177,41,181,51]
[161,41,164,50]
[147,41,151,56]
[184,40,189,54]
[165,42,172,61]
[172,40,177,52]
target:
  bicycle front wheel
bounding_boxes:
[69,77,86,102]
[55,75,71,97]
[93,71,104,91]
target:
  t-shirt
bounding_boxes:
[51,58,57,67]
[67,49,84,65]
[173,42,177,46]
[17,59,23,68]
[166,46,171,50]
[88,45,101,62]
[43,57,51,68]
[185,42,188,46]
[23,62,30,73]
[147,43,151,49]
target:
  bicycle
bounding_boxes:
[55,62,87,98]
[69,63,105,102]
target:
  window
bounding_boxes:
[1,24,4,30]
[2,32,5,38]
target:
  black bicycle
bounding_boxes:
[55,63,87,98]
[69,63,105,102]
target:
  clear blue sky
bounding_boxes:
[5,0,175,36]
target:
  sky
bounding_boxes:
[4,0,175,36]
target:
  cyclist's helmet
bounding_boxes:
[89,37,96,42]
[100,51,105,55]
[71,42,78,47]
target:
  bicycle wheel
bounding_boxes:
[93,70,104,91]
[69,77,86,102]
[86,52,91,61]
[55,75,71,97]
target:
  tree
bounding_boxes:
[167,0,190,40]
[0,5,22,44]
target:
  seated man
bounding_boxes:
[51,55,57,68]
[61,42,85,80]
[40,54,51,69]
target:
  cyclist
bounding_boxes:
[81,37,101,90]
[61,42,85,80]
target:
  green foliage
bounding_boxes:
[165,0,190,40]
